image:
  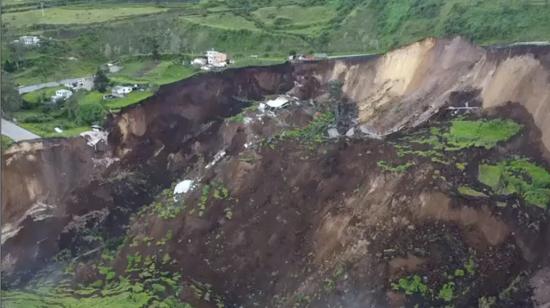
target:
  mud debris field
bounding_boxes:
[2,38,550,307]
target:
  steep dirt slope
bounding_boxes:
[294,37,550,156]
[1,139,98,279]
[2,38,550,307]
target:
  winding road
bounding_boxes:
[1,118,40,141]
[18,76,93,94]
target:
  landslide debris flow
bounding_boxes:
[2,38,550,307]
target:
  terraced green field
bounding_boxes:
[183,13,259,31]
[108,59,198,85]
[2,5,168,28]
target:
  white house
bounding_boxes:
[17,36,41,46]
[191,57,207,66]
[206,50,228,68]
[112,85,133,98]
[51,89,73,102]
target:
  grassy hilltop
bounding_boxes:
[3,0,550,85]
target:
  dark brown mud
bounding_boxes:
[3,38,550,308]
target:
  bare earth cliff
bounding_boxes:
[3,37,550,307]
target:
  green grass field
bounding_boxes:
[328,0,550,52]
[104,91,153,110]
[13,108,90,137]
[13,58,96,86]
[231,55,286,68]
[21,86,63,105]
[14,88,153,137]
[109,59,198,85]
[184,13,259,31]
[2,5,168,28]
[252,5,336,28]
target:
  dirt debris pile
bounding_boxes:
[2,37,550,307]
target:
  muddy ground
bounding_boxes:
[61,100,549,308]
[3,38,550,308]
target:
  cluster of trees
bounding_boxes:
[0,66,109,125]
[1,71,22,115]
[64,91,106,125]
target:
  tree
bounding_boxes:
[78,102,105,125]
[93,67,110,93]
[64,91,105,125]
[64,91,80,122]
[9,42,27,71]
[143,36,160,60]
[1,71,22,115]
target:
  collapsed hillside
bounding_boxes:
[2,37,550,307]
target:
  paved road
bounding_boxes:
[1,118,40,141]
[328,53,375,59]
[18,76,93,95]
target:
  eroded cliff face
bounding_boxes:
[1,139,97,277]
[1,64,296,283]
[108,64,294,162]
[294,37,550,156]
[2,37,550,307]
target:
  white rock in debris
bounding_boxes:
[327,128,340,138]
[243,117,253,124]
[265,96,289,109]
[258,103,266,113]
[359,124,383,139]
[1,224,22,245]
[80,130,108,148]
[173,180,195,201]
[206,150,226,169]
[346,127,355,137]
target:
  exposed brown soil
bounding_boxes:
[3,38,550,307]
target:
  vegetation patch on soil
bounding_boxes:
[458,186,488,198]
[377,160,415,173]
[478,158,550,209]
[0,278,181,308]
[1,135,15,150]
[444,119,522,150]
[390,118,522,169]
[278,111,335,145]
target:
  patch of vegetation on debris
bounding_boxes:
[151,188,186,220]
[444,119,522,150]
[278,111,335,145]
[391,257,477,305]
[386,118,523,178]
[478,158,550,209]
[377,160,415,173]
[457,186,488,198]
[1,269,191,308]
[192,181,230,217]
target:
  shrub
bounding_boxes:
[21,114,54,123]
[78,102,105,125]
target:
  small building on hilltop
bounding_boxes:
[112,85,133,98]
[51,89,73,102]
[191,57,207,66]
[206,50,228,68]
[15,36,41,46]
[191,50,229,71]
